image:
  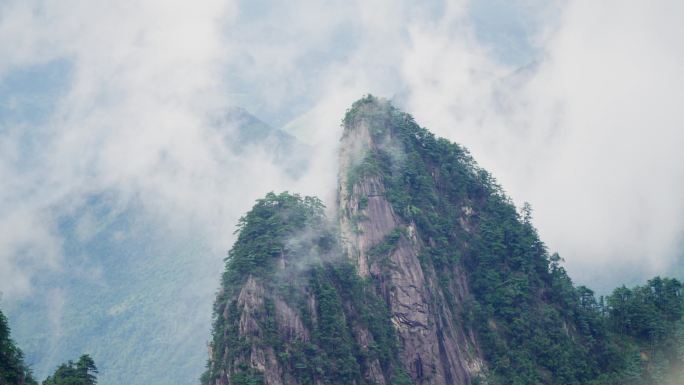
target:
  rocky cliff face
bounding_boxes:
[205,99,489,385]
[338,99,484,385]
[203,192,408,385]
[205,96,614,385]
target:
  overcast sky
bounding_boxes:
[1,0,683,306]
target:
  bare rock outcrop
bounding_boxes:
[338,101,485,385]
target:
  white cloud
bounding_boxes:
[517,0,684,288]
[1,2,683,381]
[0,0,247,298]
[400,0,684,290]
[0,208,62,298]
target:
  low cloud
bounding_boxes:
[276,0,684,290]
[400,1,684,290]
[0,1,682,382]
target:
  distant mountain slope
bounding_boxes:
[218,107,310,177]
[5,109,310,385]
[6,195,217,385]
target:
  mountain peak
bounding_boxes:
[204,97,684,385]
[342,95,399,136]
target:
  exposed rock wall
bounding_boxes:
[207,96,658,385]
[338,103,484,385]
[208,244,398,385]
[215,277,285,385]
[207,99,487,385]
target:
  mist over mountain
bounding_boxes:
[2,112,310,385]
[1,94,682,384]
[218,107,310,177]
[1,1,683,385]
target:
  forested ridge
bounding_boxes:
[204,187,683,385]
[340,96,683,384]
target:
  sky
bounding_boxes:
[0,0,683,324]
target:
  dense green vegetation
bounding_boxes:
[206,192,409,385]
[604,278,684,384]
[204,188,683,385]
[342,95,684,385]
[219,192,329,290]
[42,355,98,385]
[1,310,99,385]
[1,309,37,385]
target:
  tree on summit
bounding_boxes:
[42,355,98,385]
